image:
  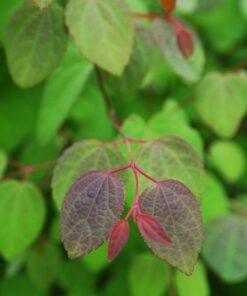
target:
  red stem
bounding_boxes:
[108,163,131,174]
[134,164,160,184]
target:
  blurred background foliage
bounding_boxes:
[0,0,246,295]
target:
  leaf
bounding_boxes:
[26,242,62,290]
[82,243,108,272]
[0,0,21,42]
[209,141,246,183]
[177,0,198,14]
[128,253,168,296]
[66,0,134,75]
[103,26,152,96]
[52,140,131,209]
[135,136,204,199]
[37,42,93,144]
[108,220,130,262]
[196,71,247,138]
[136,213,172,246]
[201,173,229,224]
[5,0,68,88]
[162,0,176,13]
[0,180,46,260]
[175,261,209,296]
[61,171,125,259]
[33,0,53,9]
[240,0,247,19]
[152,19,205,82]
[203,214,247,283]
[0,150,7,179]
[140,179,203,275]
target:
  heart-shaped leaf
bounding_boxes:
[135,136,204,199]
[5,0,68,88]
[66,0,134,75]
[61,171,125,259]
[140,179,203,275]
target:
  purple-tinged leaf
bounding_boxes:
[140,179,203,275]
[61,171,124,259]
[108,220,130,262]
[136,213,172,246]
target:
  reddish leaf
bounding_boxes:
[140,179,203,275]
[161,0,176,14]
[61,171,124,259]
[177,30,194,58]
[136,213,172,246]
[108,220,130,262]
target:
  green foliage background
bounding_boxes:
[0,0,246,295]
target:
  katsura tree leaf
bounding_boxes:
[33,0,53,9]
[140,179,203,275]
[175,261,209,296]
[240,0,247,19]
[196,71,247,138]
[135,136,204,199]
[61,171,125,259]
[103,26,152,96]
[152,19,205,82]
[5,0,68,88]
[209,141,246,183]
[52,140,131,209]
[0,150,7,179]
[128,253,168,296]
[0,180,46,260]
[108,220,130,262]
[26,242,62,290]
[177,0,198,14]
[201,173,229,224]
[66,0,134,75]
[37,42,93,144]
[203,214,247,283]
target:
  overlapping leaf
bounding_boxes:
[203,214,247,282]
[196,71,247,138]
[140,179,203,275]
[37,42,93,144]
[0,180,46,259]
[135,136,204,199]
[61,171,124,258]
[66,0,134,75]
[152,19,205,82]
[52,140,131,209]
[5,0,67,87]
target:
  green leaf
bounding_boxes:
[201,172,229,224]
[82,243,108,273]
[128,253,168,296]
[0,85,41,152]
[152,19,205,82]
[0,150,7,179]
[37,42,93,144]
[0,0,21,43]
[177,0,198,14]
[0,274,45,296]
[175,261,209,296]
[0,180,46,260]
[240,0,247,19]
[52,140,131,209]
[103,27,152,96]
[66,0,134,75]
[203,214,247,283]
[209,141,246,183]
[33,0,53,9]
[26,241,62,290]
[135,136,204,199]
[5,0,68,88]
[196,71,247,138]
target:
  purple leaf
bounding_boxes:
[61,171,124,259]
[136,213,172,246]
[140,179,203,275]
[108,220,130,262]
